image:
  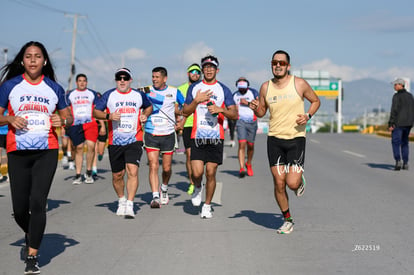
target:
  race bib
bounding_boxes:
[198,116,216,129]
[74,106,89,118]
[118,115,137,133]
[151,116,168,127]
[22,112,50,132]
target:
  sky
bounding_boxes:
[2,0,414,95]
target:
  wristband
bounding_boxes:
[106,113,110,120]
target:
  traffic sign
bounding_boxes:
[313,81,339,98]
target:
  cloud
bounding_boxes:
[123,48,147,60]
[181,42,214,65]
[297,58,414,83]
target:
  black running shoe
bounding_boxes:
[24,255,40,274]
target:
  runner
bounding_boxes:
[249,50,320,234]
[94,68,152,218]
[0,41,72,274]
[232,77,259,178]
[177,63,202,195]
[183,55,237,219]
[143,67,185,208]
[66,74,99,184]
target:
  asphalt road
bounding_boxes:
[0,133,413,275]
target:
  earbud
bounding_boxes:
[43,61,47,66]
[21,61,24,66]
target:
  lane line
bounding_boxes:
[342,150,366,158]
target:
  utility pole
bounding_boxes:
[337,79,343,133]
[65,13,85,91]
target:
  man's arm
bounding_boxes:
[93,108,121,121]
[296,78,321,125]
[182,89,212,117]
[250,81,268,118]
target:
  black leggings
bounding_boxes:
[8,149,58,249]
[228,119,237,140]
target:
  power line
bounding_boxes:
[84,18,118,66]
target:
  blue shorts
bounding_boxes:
[66,122,98,146]
[236,120,258,143]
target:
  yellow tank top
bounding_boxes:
[266,76,306,139]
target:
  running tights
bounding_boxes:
[8,149,58,250]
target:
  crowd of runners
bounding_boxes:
[0,41,320,274]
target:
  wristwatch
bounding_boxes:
[306,113,312,119]
[106,113,110,120]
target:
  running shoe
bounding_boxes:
[116,197,127,216]
[245,163,254,176]
[200,204,213,219]
[98,154,103,161]
[84,174,94,184]
[150,197,161,208]
[124,200,135,219]
[68,161,75,170]
[295,174,306,197]
[61,155,68,166]
[160,190,169,205]
[276,220,294,234]
[239,168,246,178]
[187,184,195,195]
[395,161,402,171]
[72,175,83,185]
[24,255,40,274]
[191,186,203,207]
[402,163,409,170]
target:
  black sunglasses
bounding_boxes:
[115,75,131,81]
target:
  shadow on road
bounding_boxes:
[47,199,70,212]
[229,210,283,229]
[10,233,79,267]
[220,169,240,177]
[365,163,394,170]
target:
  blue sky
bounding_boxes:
[2,0,414,93]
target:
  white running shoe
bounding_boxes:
[124,200,135,218]
[191,186,203,207]
[116,197,127,216]
[68,161,75,170]
[276,220,294,234]
[200,204,213,219]
[84,174,94,184]
[160,190,169,205]
[295,174,306,197]
[72,176,83,185]
[61,156,68,166]
[150,197,161,208]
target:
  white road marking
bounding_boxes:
[342,150,366,158]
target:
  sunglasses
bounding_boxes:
[189,70,201,75]
[271,60,289,67]
[115,75,131,81]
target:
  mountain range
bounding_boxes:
[325,78,412,123]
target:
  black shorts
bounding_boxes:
[267,136,306,168]
[108,141,143,173]
[191,139,224,165]
[97,122,108,142]
[143,132,176,153]
[182,127,194,149]
[0,134,6,149]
